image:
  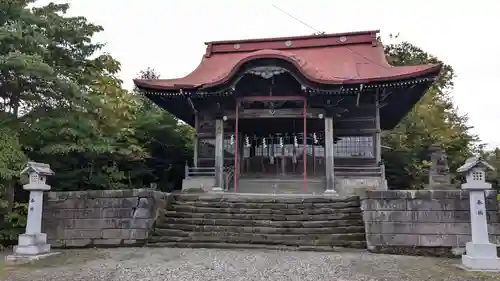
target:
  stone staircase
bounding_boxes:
[149,193,367,251]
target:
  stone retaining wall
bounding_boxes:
[361,190,499,257]
[40,188,500,256]
[42,189,161,248]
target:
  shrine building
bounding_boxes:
[134,30,441,195]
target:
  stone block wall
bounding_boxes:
[42,189,162,248]
[361,190,499,257]
[39,187,500,255]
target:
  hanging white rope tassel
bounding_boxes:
[279,137,284,149]
[262,137,267,149]
[291,135,296,163]
[245,136,251,148]
[230,134,234,146]
[269,135,275,164]
[313,133,318,144]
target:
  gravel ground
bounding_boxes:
[2,247,500,281]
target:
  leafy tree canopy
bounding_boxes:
[382,35,481,189]
[481,148,500,190]
[0,1,193,243]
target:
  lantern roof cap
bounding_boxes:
[457,157,495,173]
[20,162,55,176]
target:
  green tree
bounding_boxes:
[481,148,500,190]
[0,1,197,245]
[0,126,27,244]
[382,38,481,189]
[2,2,142,191]
[133,68,194,191]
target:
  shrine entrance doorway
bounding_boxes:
[240,129,326,179]
[230,96,326,193]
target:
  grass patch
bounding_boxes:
[0,262,11,274]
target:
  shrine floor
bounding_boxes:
[3,247,500,281]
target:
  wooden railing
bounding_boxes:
[184,165,215,179]
[184,164,234,191]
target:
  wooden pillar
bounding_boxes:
[281,136,285,176]
[312,142,316,176]
[375,93,382,164]
[324,114,336,194]
[303,100,307,193]
[233,102,239,192]
[237,133,243,179]
[193,113,199,167]
[213,118,224,191]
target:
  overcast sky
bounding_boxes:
[44,0,500,149]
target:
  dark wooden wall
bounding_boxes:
[195,102,378,169]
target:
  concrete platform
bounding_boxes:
[5,252,60,265]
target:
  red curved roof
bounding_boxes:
[134,30,441,91]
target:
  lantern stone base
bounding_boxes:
[211,186,224,192]
[459,242,500,272]
[5,252,60,265]
[323,189,338,195]
[13,233,51,255]
[5,233,59,265]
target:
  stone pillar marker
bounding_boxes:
[6,162,59,264]
[456,157,500,272]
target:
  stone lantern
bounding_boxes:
[457,157,500,271]
[7,162,56,263]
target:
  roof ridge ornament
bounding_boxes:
[246,66,288,79]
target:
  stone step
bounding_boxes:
[335,171,382,177]
[167,205,361,215]
[145,242,367,251]
[335,166,381,170]
[172,194,360,203]
[150,193,366,251]
[172,200,360,210]
[154,225,365,235]
[149,233,366,247]
[235,180,325,194]
[160,211,362,221]
[156,218,364,228]
[335,159,377,166]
